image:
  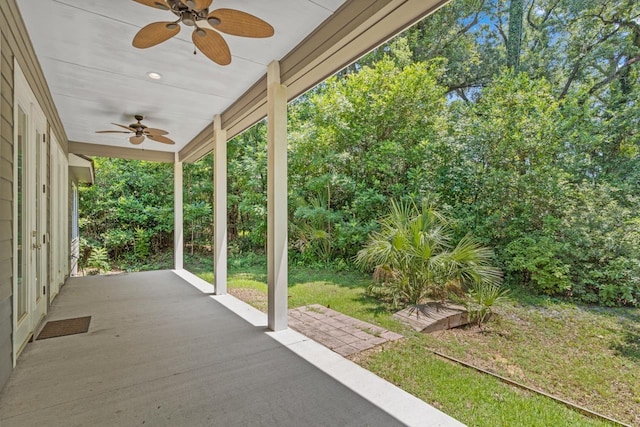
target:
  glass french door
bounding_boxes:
[14,63,48,358]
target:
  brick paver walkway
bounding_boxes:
[288,304,403,357]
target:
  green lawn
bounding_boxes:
[188,255,637,427]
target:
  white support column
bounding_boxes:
[174,153,184,270]
[267,60,288,331]
[214,115,228,295]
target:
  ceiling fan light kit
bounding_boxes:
[132,0,274,65]
[207,16,221,26]
[182,11,196,26]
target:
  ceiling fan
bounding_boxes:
[96,115,175,145]
[132,0,274,65]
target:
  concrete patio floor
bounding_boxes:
[0,270,464,426]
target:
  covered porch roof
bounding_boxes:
[16,0,449,163]
[0,270,463,426]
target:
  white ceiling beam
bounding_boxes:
[69,141,175,163]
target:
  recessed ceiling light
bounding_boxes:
[147,72,162,80]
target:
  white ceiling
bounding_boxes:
[16,0,348,153]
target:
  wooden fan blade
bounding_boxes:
[133,0,170,10]
[111,123,136,132]
[208,9,274,38]
[133,22,181,49]
[96,130,132,134]
[147,134,175,145]
[181,0,212,10]
[144,127,169,136]
[130,135,145,145]
[192,28,231,65]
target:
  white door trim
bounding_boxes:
[12,61,48,363]
[49,135,67,302]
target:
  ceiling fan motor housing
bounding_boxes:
[131,115,147,132]
[167,0,210,18]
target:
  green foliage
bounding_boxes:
[289,57,449,260]
[465,282,511,327]
[102,229,133,259]
[504,236,572,296]
[500,182,640,305]
[227,124,268,252]
[78,237,92,274]
[292,187,339,262]
[356,199,502,308]
[184,201,212,254]
[134,228,150,261]
[119,250,173,273]
[559,185,640,306]
[79,158,174,262]
[86,246,110,274]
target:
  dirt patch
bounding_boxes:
[429,323,528,382]
[229,287,268,312]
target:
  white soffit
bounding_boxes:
[16,0,346,153]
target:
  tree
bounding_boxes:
[289,57,449,259]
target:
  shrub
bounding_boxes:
[504,236,572,296]
[86,246,110,274]
[560,185,640,306]
[356,199,502,310]
[134,228,150,261]
[102,229,133,259]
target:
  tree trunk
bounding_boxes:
[507,0,524,71]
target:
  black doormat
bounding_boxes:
[36,316,91,340]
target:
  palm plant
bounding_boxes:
[466,281,511,328]
[356,199,503,311]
